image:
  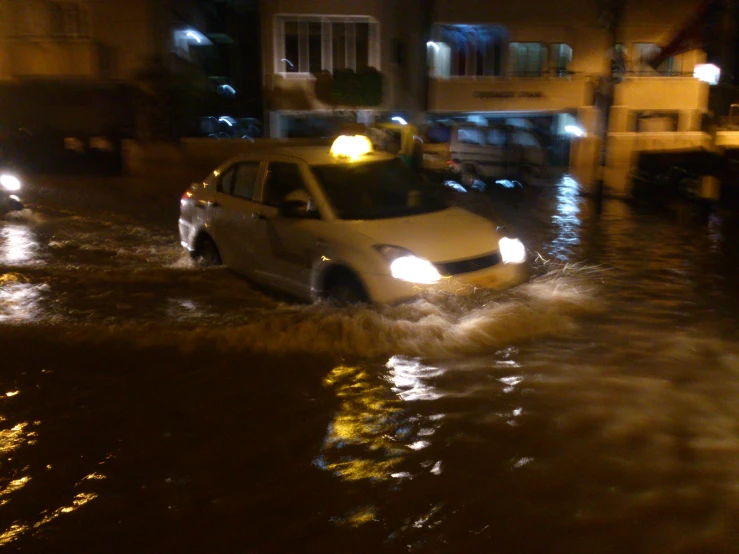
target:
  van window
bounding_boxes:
[424,125,451,144]
[512,131,540,148]
[457,127,484,145]
[486,128,506,147]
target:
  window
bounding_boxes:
[311,159,447,220]
[263,163,306,206]
[276,16,379,74]
[430,24,507,78]
[457,127,485,145]
[511,131,541,147]
[486,127,506,147]
[550,44,572,76]
[634,43,682,75]
[232,163,260,200]
[510,43,547,77]
[218,166,237,194]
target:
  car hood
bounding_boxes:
[342,207,503,262]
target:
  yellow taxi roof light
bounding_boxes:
[330,135,373,160]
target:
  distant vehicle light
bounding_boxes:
[391,116,408,125]
[564,125,586,137]
[694,64,720,85]
[0,174,21,191]
[330,135,373,160]
[499,237,526,264]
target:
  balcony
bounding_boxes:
[614,76,708,112]
[5,39,100,79]
[428,74,593,112]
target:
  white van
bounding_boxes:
[421,123,548,188]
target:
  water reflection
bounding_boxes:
[549,176,583,261]
[0,225,40,265]
[0,274,46,322]
[316,359,449,532]
[314,364,406,483]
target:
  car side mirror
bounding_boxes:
[279,199,318,218]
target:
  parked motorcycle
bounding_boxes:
[0,172,23,216]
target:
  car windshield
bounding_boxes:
[311,159,447,220]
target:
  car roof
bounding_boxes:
[239,145,397,167]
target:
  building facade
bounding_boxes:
[262,0,715,194]
[0,0,250,170]
[260,0,428,138]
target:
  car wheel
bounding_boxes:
[325,270,368,305]
[194,234,222,267]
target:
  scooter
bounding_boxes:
[0,172,23,215]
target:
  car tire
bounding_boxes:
[194,234,222,267]
[325,270,368,305]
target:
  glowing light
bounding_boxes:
[426,41,440,52]
[390,256,441,284]
[694,63,720,85]
[5,391,18,397]
[219,84,236,95]
[218,116,235,127]
[498,237,526,264]
[330,135,373,160]
[186,30,202,43]
[564,125,586,137]
[391,116,408,125]
[281,58,294,68]
[0,174,21,191]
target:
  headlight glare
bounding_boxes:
[374,245,441,284]
[499,237,526,264]
[0,174,21,191]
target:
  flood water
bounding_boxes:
[2,175,739,553]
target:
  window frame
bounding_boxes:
[274,15,380,76]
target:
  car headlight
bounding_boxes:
[374,245,442,284]
[0,174,21,191]
[498,237,526,264]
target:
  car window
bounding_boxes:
[218,166,236,194]
[457,127,484,145]
[512,131,541,148]
[232,162,260,200]
[262,162,306,207]
[312,159,447,220]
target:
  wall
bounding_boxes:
[428,77,594,112]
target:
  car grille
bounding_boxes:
[434,252,501,276]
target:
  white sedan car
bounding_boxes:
[178,136,527,304]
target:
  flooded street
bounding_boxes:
[2,174,739,553]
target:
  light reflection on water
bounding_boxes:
[316,358,447,531]
[0,225,41,265]
[549,175,583,261]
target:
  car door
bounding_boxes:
[250,161,325,299]
[205,160,264,275]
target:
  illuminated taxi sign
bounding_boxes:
[330,135,373,160]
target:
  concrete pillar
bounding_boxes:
[569,106,602,193]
